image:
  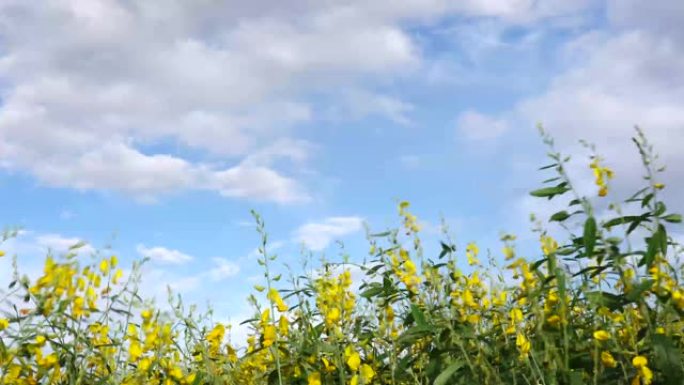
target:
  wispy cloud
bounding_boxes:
[209,257,241,281]
[136,244,194,265]
[294,217,364,251]
[456,110,510,141]
[35,234,95,255]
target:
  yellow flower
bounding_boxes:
[263,325,277,347]
[601,351,617,368]
[141,309,153,322]
[129,341,143,361]
[466,242,480,266]
[99,259,109,275]
[590,158,614,197]
[326,307,341,325]
[516,333,531,358]
[640,366,653,385]
[503,246,515,260]
[654,183,665,190]
[170,366,183,380]
[541,235,558,256]
[593,330,610,341]
[632,356,653,385]
[0,250,5,257]
[112,269,123,284]
[308,372,322,385]
[35,335,47,347]
[279,315,289,336]
[207,323,225,355]
[345,346,361,371]
[268,288,288,312]
[322,357,336,372]
[139,357,151,371]
[463,289,478,308]
[632,356,648,369]
[510,308,523,324]
[547,315,561,327]
[0,318,9,331]
[360,364,375,382]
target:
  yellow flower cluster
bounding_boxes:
[590,157,614,197]
[314,269,356,333]
[1,133,683,385]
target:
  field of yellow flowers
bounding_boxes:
[1,128,683,385]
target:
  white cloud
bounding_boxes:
[516,30,684,195]
[333,90,415,126]
[209,257,241,281]
[456,110,510,140]
[35,234,95,255]
[294,216,364,251]
[136,244,194,265]
[135,267,202,305]
[0,0,599,202]
[0,1,417,202]
[462,1,684,208]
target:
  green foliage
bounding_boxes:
[0,128,683,385]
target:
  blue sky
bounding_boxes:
[1,1,683,340]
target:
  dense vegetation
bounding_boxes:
[1,129,683,385]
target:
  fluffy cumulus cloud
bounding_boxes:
[294,216,364,251]
[35,233,95,255]
[0,0,598,203]
[136,244,194,264]
[459,0,684,213]
[456,110,510,140]
[209,257,241,281]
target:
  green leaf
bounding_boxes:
[586,291,622,311]
[550,211,570,222]
[663,214,682,223]
[642,193,654,208]
[434,361,464,385]
[556,247,576,256]
[365,264,384,275]
[438,241,455,259]
[410,304,428,327]
[397,325,433,346]
[530,185,569,199]
[627,186,650,202]
[568,371,584,385]
[369,231,391,237]
[538,163,557,170]
[360,286,383,299]
[657,224,668,257]
[642,239,657,267]
[641,225,666,267]
[584,217,597,258]
[655,201,667,216]
[625,279,654,302]
[652,334,684,385]
[603,215,642,229]
[69,241,87,250]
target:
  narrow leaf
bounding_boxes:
[584,217,597,258]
